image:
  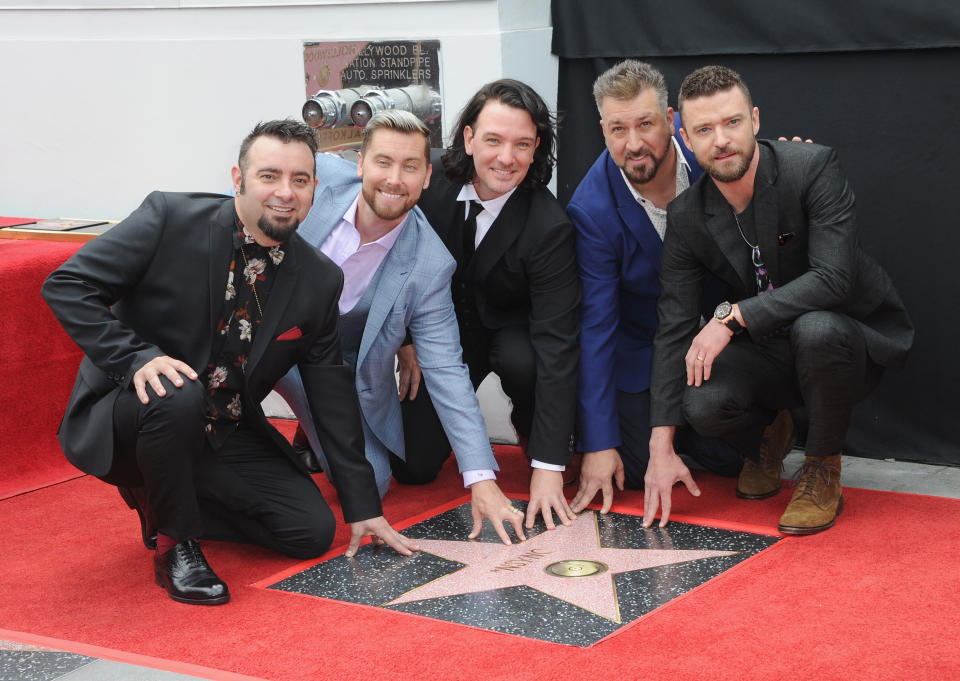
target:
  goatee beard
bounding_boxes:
[257,214,300,243]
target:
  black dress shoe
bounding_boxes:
[154,539,230,605]
[292,424,323,473]
[118,486,157,550]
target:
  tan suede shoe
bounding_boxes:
[736,409,795,500]
[778,454,844,535]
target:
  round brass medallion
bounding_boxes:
[544,560,608,578]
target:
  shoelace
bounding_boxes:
[176,541,209,569]
[791,460,840,500]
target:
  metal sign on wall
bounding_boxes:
[302,40,443,151]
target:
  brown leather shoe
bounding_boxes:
[736,409,796,500]
[778,454,844,535]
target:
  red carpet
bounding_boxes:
[1,240,85,499]
[0,444,957,681]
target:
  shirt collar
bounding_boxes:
[456,183,517,220]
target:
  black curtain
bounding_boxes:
[552,0,960,466]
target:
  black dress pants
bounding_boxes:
[104,376,335,559]
[391,324,535,485]
[682,311,883,460]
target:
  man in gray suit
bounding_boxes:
[645,66,913,535]
[275,110,526,544]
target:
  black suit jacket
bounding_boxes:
[650,141,914,426]
[41,191,381,522]
[418,171,581,465]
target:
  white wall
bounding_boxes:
[0,0,555,219]
[1,0,555,443]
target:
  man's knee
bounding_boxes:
[142,375,206,427]
[682,383,746,437]
[390,452,446,486]
[274,501,336,560]
[791,311,858,363]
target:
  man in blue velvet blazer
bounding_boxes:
[274,111,525,544]
[567,60,738,514]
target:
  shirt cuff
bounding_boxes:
[531,459,566,472]
[463,469,497,488]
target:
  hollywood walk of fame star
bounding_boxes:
[385,511,737,622]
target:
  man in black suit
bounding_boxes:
[399,79,581,530]
[42,120,416,606]
[645,66,913,535]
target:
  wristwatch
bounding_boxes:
[714,301,744,334]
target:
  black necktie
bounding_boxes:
[461,200,484,264]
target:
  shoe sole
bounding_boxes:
[778,496,844,536]
[736,483,782,500]
[155,574,231,605]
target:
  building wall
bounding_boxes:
[1,0,556,443]
[0,0,556,219]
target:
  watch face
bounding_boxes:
[714,301,732,320]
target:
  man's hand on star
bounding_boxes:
[570,448,625,514]
[346,516,420,558]
[468,479,526,544]
[643,426,700,529]
[526,468,576,530]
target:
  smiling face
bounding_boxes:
[356,127,432,228]
[231,135,317,245]
[600,88,675,187]
[463,99,540,201]
[679,86,760,184]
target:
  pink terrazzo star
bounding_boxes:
[386,511,737,622]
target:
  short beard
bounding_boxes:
[257,214,300,243]
[362,184,415,222]
[623,157,659,185]
[706,142,756,183]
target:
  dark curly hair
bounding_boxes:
[238,119,318,179]
[441,79,557,190]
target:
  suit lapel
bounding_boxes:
[752,145,781,287]
[248,240,299,373]
[704,182,754,294]
[207,200,237,360]
[471,189,527,281]
[606,152,664,273]
[357,217,417,367]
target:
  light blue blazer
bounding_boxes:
[275,153,496,495]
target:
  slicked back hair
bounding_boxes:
[592,60,668,117]
[441,78,557,190]
[238,119,318,180]
[678,65,753,117]
[359,109,431,162]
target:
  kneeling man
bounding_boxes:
[275,110,526,544]
[646,66,914,534]
[42,120,416,605]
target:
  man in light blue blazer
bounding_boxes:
[274,110,526,544]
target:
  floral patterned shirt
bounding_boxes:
[203,220,284,448]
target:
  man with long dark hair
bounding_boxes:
[398,79,581,530]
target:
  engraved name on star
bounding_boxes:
[385,511,737,622]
